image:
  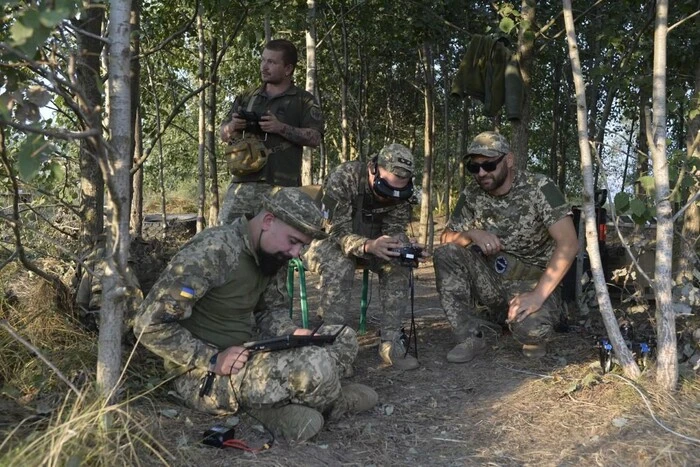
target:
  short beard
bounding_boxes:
[258,249,291,276]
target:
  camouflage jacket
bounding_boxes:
[447,171,571,269]
[321,160,410,258]
[133,218,296,371]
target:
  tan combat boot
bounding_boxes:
[446,334,487,363]
[247,404,324,443]
[379,336,420,370]
[328,383,379,420]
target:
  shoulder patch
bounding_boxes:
[541,181,566,208]
[320,193,338,220]
[310,105,323,121]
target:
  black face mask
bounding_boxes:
[372,175,414,201]
[257,249,291,276]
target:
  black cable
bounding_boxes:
[403,267,418,359]
[226,351,275,449]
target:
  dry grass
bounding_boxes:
[1,241,699,466]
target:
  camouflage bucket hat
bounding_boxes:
[466,131,512,158]
[376,143,414,178]
[262,187,327,239]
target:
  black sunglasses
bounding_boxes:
[466,154,506,174]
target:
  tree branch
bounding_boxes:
[0,319,81,397]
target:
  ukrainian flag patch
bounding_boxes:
[179,286,195,299]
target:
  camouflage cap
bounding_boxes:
[262,187,327,239]
[376,143,414,178]
[466,131,512,158]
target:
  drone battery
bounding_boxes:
[202,425,236,448]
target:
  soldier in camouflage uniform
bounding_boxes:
[219,39,324,224]
[304,143,422,371]
[134,188,377,443]
[433,131,578,362]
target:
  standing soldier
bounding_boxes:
[219,39,324,224]
[305,143,422,371]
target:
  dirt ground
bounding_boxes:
[144,263,700,466]
[2,219,699,466]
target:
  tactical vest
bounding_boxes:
[352,181,390,239]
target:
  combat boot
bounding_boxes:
[247,404,324,443]
[447,333,487,363]
[522,343,546,358]
[379,336,420,370]
[327,383,378,420]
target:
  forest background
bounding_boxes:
[1,0,699,464]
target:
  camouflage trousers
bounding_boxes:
[219,182,277,225]
[433,243,563,345]
[304,239,410,342]
[173,325,357,415]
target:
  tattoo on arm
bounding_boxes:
[280,126,321,147]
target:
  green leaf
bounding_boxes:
[16,133,51,182]
[614,192,630,212]
[630,198,647,217]
[637,175,655,195]
[499,17,515,34]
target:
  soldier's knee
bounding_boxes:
[434,243,465,267]
[510,316,553,344]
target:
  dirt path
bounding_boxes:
[152,264,700,466]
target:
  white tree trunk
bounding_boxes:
[648,0,678,391]
[302,0,317,185]
[99,0,133,398]
[562,0,641,379]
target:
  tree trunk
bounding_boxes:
[129,0,143,238]
[458,99,469,193]
[302,0,318,185]
[512,0,535,169]
[648,0,677,391]
[196,8,206,232]
[208,38,219,226]
[340,4,350,164]
[419,43,434,250]
[75,1,105,246]
[562,0,641,380]
[99,0,133,398]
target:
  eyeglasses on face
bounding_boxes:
[466,154,506,174]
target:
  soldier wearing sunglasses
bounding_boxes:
[304,143,424,371]
[433,131,578,362]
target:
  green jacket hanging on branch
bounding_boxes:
[451,34,524,121]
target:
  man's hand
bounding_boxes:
[259,112,285,135]
[213,346,249,376]
[292,327,313,336]
[465,230,503,256]
[365,235,403,261]
[507,291,545,323]
[220,114,247,142]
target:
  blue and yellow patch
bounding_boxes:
[179,286,195,299]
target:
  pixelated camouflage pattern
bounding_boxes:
[446,171,570,269]
[134,218,298,372]
[319,160,410,258]
[219,182,275,225]
[262,187,327,239]
[466,131,512,158]
[434,243,562,344]
[304,238,410,341]
[376,143,415,177]
[173,325,357,414]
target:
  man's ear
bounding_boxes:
[261,212,276,231]
[506,153,515,168]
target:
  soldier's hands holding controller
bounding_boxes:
[212,346,250,376]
